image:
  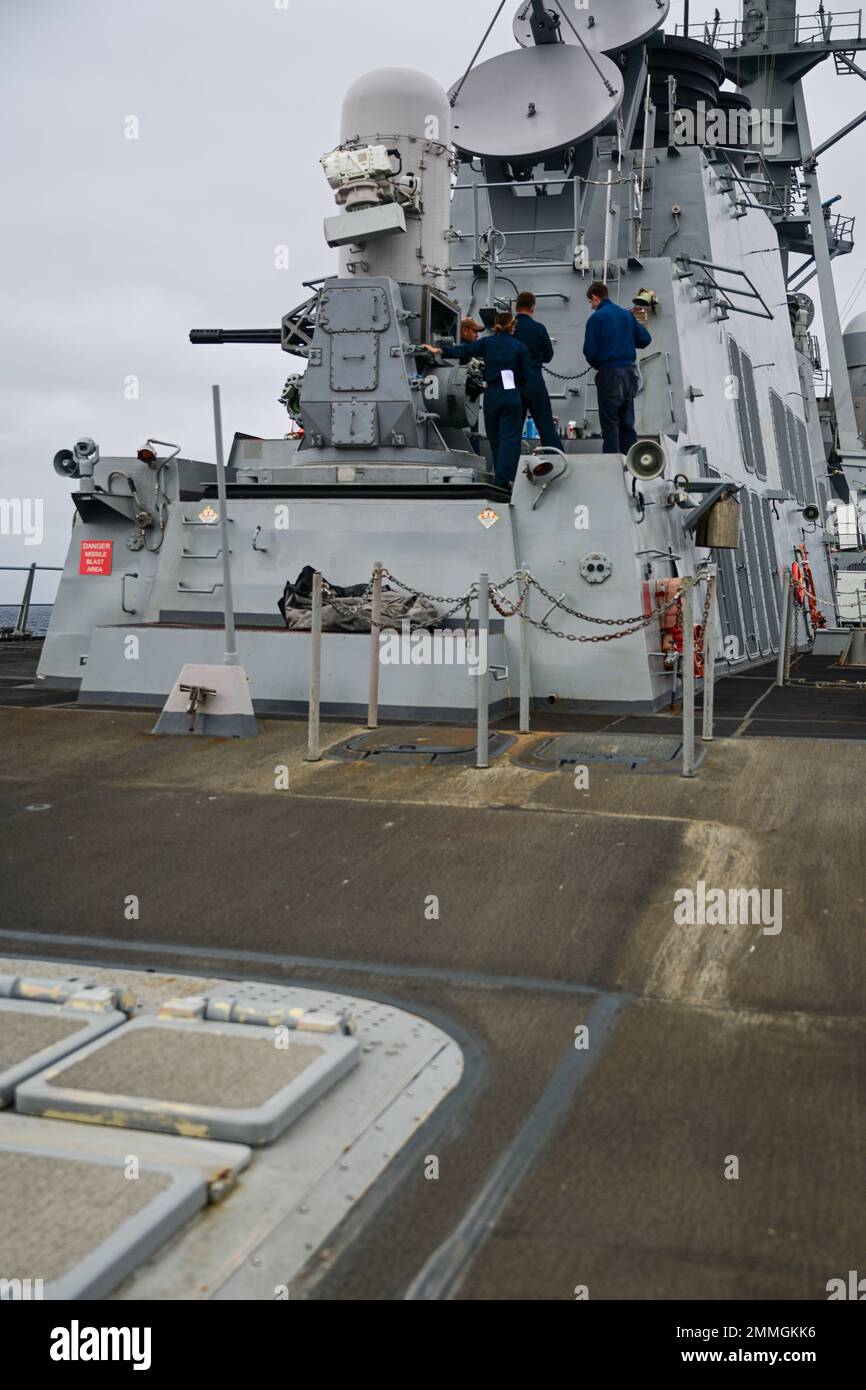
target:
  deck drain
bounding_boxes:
[515,731,696,773]
[326,725,515,765]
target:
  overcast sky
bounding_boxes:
[2,0,865,600]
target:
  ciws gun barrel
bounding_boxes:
[189,329,282,344]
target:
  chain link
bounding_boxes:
[528,574,682,627]
[542,364,592,383]
[315,567,711,647]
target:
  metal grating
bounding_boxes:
[750,489,778,650]
[792,412,816,504]
[770,389,798,499]
[741,492,771,653]
[785,404,807,504]
[728,339,755,473]
[733,522,760,659]
[706,466,747,661]
[741,350,767,479]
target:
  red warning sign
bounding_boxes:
[80,540,113,576]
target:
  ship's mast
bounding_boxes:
[724,0,866,466]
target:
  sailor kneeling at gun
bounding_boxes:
[424,312,530,491]
[582,280,652,455]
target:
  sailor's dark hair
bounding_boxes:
[493,311,516,333]
[515,291,536,311]
[587,281,609,300]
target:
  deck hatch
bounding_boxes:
[515,732,694,772]
[0,1143,205,1300]
[326,726,515,765]
[15,1016,360,1146]
[0,998,125,1108]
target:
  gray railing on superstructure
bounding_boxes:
[678,9,862,48]
[0,564,62,637]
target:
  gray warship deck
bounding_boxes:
[1,641,864,1299]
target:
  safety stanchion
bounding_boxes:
[519,568,531,733]
[476,573,490,768]
[367,561,383,729]
[682,578,697,778]
[776,567,792,687]
[701,564,717,743]
[305,571,323,762]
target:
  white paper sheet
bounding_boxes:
[501,369,515,390]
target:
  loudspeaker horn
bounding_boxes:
[626,438,666,481]
[53,448,79,479]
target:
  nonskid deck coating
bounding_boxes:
[44,1027,324,1108]
[0,673,864,1299]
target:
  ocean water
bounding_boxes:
[0,604,53,636]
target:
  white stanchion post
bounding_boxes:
[476,574,490,768]
[305,571,323,762]
[367,561,382,729]
[519,569,531,734]
[701,565,717,742]
[783,574,795,683]
[776,568,790,687]
[212,385,238,667]
[682,579,696,778]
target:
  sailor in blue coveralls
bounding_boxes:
[512,289,561,450]
[425,311,530,490]
[582,280,652,454]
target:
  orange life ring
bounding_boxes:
[791,561,805,606]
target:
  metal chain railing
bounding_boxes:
[321,566,688,644]
[542,364,592,383]
[304,562,718,775]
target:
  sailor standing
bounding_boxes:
[512,290,561,449]
[459,318,484,454]
[424,312,530,490]
[582,281,652,454]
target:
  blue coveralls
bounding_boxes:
[512,312,561,449]
[441,334,531,489]
[582,299,652,454]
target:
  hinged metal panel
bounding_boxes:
[330,332,379,391]
[331,400,378,447]
[318,286,389,333]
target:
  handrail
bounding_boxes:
[0,563,63,637]
[678,9,862,48]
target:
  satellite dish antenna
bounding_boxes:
[449,44,623,161]
[513,0,670,55]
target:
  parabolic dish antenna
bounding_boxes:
[513,0,671,55]
[449,44,623,161]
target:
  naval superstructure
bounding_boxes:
[35,0,866,720]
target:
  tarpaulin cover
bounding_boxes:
[278,566,440,633]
